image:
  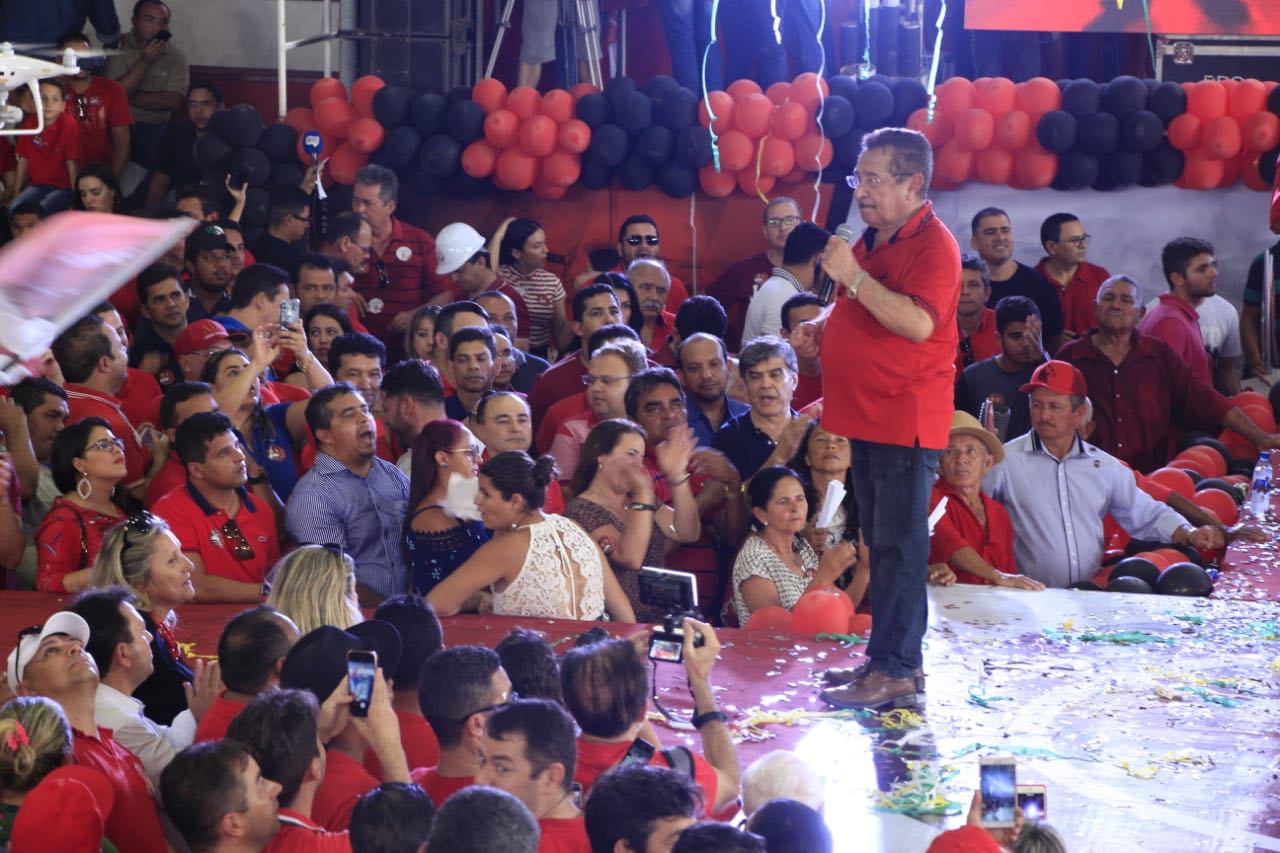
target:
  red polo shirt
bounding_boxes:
[530,354,589,428]
[539,815,591,853]
[144,452,186,507]
[354,218,449,346]
[194,694,245,743]
[956,308,1001,375]
[1138,293,1213,388]
[153,483,280,585]
[819,201,961,449]
[1056,331,1233,472]
[645,310,678,367]
[364,709,440,778]
[537,392,586,454]
[1035,258,1110,339]
[707,251,774,350]
[314,748,379,831]
[64,383,147,488]
[409,765,473,807]
[573,738,718,808]
[65,76,133,169]
[266,809,353,852]
[16,111,81,188]
[119,367,162,430]
[72,726,167,853]
[928,478,1016,583]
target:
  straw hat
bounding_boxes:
[948,410,1004,463]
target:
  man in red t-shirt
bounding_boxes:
[779,293,825,410]
[366,595,444,775]
[478,700,591,853]
[629,259,678,367]
[1035,212,1110,341]
[93,301,163,430]
[60,34,134,176]
[195,605,300,743]
[560,623,739,814]
[955,254,1002,377]
[10,611,168,853]
[793,129,961,712]
[707,197,804,351]
[529,288,626,427]
[160,740,283,852]
[413,645,512,806]
[583,765,701,853]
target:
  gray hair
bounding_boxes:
[1013,823,1068,853]
[738,335,798,377]
[354,164,399,203]
[626,257,670,286]
[1096,274,1143,304]
[741,750,825,816]
[764,196,801,222]
[860,128,933,197]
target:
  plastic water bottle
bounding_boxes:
[1250,451,1272,519]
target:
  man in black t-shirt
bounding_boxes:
[970,206,1065,352]
[144,81,223,207]
[955,295,1047,442]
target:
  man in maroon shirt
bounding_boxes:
[528,284,623,427]
[1139,237,1216,388]
[1057,274,1280,472]
[60,33,133,177]
[10,611,168,853]
[707,196,803,350]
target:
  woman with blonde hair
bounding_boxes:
[267,545,362,635]
[0,696,72,839]
[90,513,196,725]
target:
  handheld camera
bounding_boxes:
[347,649,377,717]
[1017,784,1047,821]
[639,567,704,663]
[979,755,1017,828]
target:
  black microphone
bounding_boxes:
[817,223,858,303]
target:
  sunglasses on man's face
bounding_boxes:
[625,235,660,246]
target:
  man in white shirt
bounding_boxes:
[742,222,831,342]
[67,588,219,785]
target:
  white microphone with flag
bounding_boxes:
[817,222,858,303]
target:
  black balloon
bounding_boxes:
[1149,81,1188,125]
[1068,581,1103,591]
[635,125,674,166]
[675,126,713,169]
[1035,110,1077,154]
[373,85,413,128]
[445,100,485,144]
[410,92,447,137]
[1260,143,1280,185]
[1196,479,1241,504]
[1106,575,1153,594]
[616,90,653,135]
[822,95,855,138]
[1102,151,1141,188]
[223,103,264,148]
[258,123,298,164]
[268,161,306,189]
[656,163,696,198]
[617,154,652,190]
[828,75,858,102]
[380,125,423,170]
[658,87,698,131]
[644,74,679,100]
[1121,110,1164,153]
[1101,75,1147,117]
[1141,140,1185,186]
[1184,436,1233,471]
[579,154,613,189]
[193,132,234,171]
[1061,79,1101,118]
[852,81,894,129]
[1268,83,1280,117]
[1156,562,1214,596]
[446,172,490,200]
[589,124,629,167]
[1056,151,1098,190]
[1078,112,1119,155]
[835,128,866,170]
[228,147,271,187]
[207,110,231,141]
[420,134,461,178]
[890,78,928,126]
[604,76,638,116]
[1110,557,1161,588]
[404,168,441,196]
[575,93,612,129]
[241,187,270,229]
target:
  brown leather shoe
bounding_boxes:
[819,669,919,710]
[824,663,926,692]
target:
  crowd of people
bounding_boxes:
[0,27,1270,846]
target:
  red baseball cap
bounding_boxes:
[175,319,231,358]
[1019,359,1087,397]
[11,765,116,852]
[926,826,1001,853]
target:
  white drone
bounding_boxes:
[0,43,83,135]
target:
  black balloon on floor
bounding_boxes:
[223,103,264,148]
[1156,562,1214,596]
[1107,575,1153,594]
[420,134,461,178]
[851,81,894,129]
[1062,79,1101,118]
[1035,110,1078,154]
[193,132,234,171]
[636,125,674,166]
[1121,110,1164,153]
[1140,140,1184,186]
[656,163,696,198]
[616,90,653,135]
[658,87,698,131]
[1100,75,1147,118]
[1078,112,1119,155]
[617,154,653,190]
[890,78,928,126]
[589,124,629,167]
[228,147,271,187]
[1110,557,1161,589]
[1149,81,1188,125]
[575,93,612,129]
[1056,150,1099,190]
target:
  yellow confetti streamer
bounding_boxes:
[177,641,217,661]
[878,708,925,730]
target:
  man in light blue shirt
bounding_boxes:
[984,360,1222,588]
[286,383,409,601]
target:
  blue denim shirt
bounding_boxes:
[688,396,750,448]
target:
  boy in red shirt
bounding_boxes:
[13,79,81,212]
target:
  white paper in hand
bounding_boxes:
[815,480,846,529]
[928,497,948,535]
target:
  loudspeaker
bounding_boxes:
[355,0,475,93]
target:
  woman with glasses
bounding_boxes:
[550,340,645,481]
[404,420,490,596]
[90,512,199,723]
[492,217,571,357]
[427,451,636,622]
[266,545,362,635]
[71,164,124,214]
[35,417,137,593]
[405,304,442,363]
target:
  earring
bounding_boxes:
[509,520,520,531]
[76,471,92,501]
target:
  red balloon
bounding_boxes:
[1016,77,1061,117]
[1219,151,1244,187]
[472,78,508,114]
[791,588,852,635]
[975,77,1016,115]
[1178,446,1228,478]
[1133,550,1175,572]
[506,86,541,120]
[1193,488,1239,525]
[495,147,538,191]
[314,96,357,139]
[351,75,385,118]
[717,130,753,171]
[975,147,1014,184]
[309,77,347,108]
[532,178,567,200]
[569,82,600,102]
[848,612,873,637]
[733,93,774,139]
[1167,113,1203,152]
[1014,145,1056,188]
[955,108,995,152]
[760,137,795,177]
[908,108,954,148]
[698,164,737,198]
[1240,400,1279,433]
[765,81,793,106]
[779,165,809,183]
[346,117,385,154]
[1229,78,1267,120]
[328,142,368,185]
[541,150,580,187]
[484,109,520,149]
[994,110,1031,151]
[1242,112,1280,153]
[1187,80,1227,120]
[935,77,976,116]
[790,72,829,110]
[699,91,735,134]
[746,605,794,631]
[794,134,833,171]
[1219,428,1257,459]
[558,119,592,154]
[1243,151,1270,190]
[737,169,776,197]
[541,89,574,123]
[461,140,498,178]
[519,114,557,157]
[1150,467,1196,499]
[773,102,809,142]
[727,79,763,100]
[936,140,975,184]
[283,107,314,134]
[1203,116,1242,160]
[810,584,854,623]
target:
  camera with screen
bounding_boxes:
[638,567,705,663]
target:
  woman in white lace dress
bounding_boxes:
[427,452,637,623]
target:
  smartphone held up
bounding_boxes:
[347,649,377,717]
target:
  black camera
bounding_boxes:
[638,567,704,663]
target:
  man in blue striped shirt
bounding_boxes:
[285,384,410,602]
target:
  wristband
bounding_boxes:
[691,710,727,730]
[246,474,268,485]
[669,472,692,487]
[626,502,659,512]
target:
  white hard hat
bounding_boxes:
[435,222,487,275]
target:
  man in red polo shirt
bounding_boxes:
[708,197,804,351]
[59,33,133,176]
[368,595,443,774]
[570,214,689,310]
[1035,212,1110,341]
[351,165,449,354]
[956,253,1001,377]
[153,412,280,601]
[528,285,625,427]
[54,313,164,497]
[195,605,300,743]
[793,128,961,711]
[93,301,163,429]
[1140,237,1216,388]
[629,258,678,367]
[10,611,168,853]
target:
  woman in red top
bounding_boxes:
[34,417,133,592]
[928,411,1043,590]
